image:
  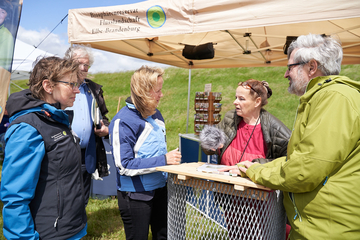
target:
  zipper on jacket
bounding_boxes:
[54,216,59,228]
[55,178,61,228]
[55,185,60,228]
[323,176,329,185]
[289,192,302,222]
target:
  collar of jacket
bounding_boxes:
[126,101,136,110]
[300,75,356,103]
[125,96,133,104]
[85,78,102,95]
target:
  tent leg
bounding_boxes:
[186,67,192,133]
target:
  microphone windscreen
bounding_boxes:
[199,125,226,151]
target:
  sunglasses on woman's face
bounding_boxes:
[57,80,80,90]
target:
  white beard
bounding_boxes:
[288,67,308,96]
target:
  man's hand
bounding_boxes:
[217,161,258,177]
[94,120,109,137]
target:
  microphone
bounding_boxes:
[199,125,226,151]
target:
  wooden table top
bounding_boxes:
[156,162,271,191]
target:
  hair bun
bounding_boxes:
[261,81,272,98]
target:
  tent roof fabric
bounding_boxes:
[68,0,360,69]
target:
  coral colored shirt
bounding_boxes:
[221,120,267,166]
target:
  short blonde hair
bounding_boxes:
[130,65,164,118]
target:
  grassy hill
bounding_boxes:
[10,64,360,150]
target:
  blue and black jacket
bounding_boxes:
[1,89,87,239]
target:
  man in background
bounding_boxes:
[237,34,360,239]
[65,45,109,205]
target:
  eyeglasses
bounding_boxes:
[287,61,308,72]
[57,80,80,90]
[239,82,259,96]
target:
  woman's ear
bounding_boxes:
[42,79,53,94]
[255,97,262,108]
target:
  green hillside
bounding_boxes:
[9,64,360,150]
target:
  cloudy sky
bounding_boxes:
[16,0,170,74]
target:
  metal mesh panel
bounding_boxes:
[167,173,286,240]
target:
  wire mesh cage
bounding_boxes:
[167,173,286,240]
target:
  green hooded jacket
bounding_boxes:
[247,75,360,239]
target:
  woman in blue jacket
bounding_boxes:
[1,56,87,239]
[109,65,182,240]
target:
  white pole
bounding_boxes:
[186,66,192,133]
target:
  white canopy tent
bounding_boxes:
[9,39,55,96]
[11,39,54,81]
[68,0,360,131]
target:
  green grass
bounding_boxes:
[1,64,360,239]
[83,197,127,240]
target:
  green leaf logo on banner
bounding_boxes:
[147,5,166,29]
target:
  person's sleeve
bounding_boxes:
[112,118,166,176]
[0,123,45,240]
[98,87,110,127]
[272,117,292,158]
[252,117,291,164]
[247,90,359,193]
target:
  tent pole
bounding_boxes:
[186,66,192,133]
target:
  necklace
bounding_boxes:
[238,114,260,162]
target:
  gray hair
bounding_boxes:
[64,44,94,66]
[287,34,343,75]
[200,125,226,151]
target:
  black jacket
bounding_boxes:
[6,90,86,239]
[85,79,109,176]
[86,79,109,126]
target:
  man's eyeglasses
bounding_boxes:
[57,80,80,90]
[239,82,259,96]
[287,61,308,72]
